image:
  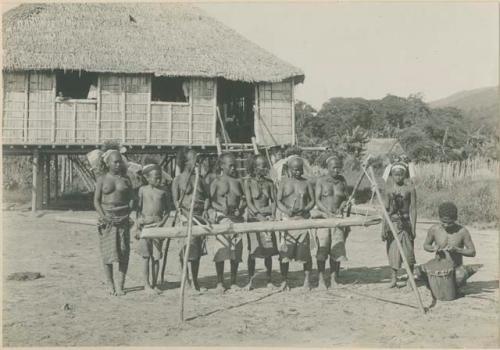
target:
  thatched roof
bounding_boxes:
[365,138,404,157]
[3,3,304,83]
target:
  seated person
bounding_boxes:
[421,201,477,289]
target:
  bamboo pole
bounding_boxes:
[68,157,73,191]
[179,166,200,323]
[363,165,426,314]
[142,215,381,239]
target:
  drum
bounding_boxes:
[422,257,457,301]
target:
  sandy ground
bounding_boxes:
[2,208,498,347]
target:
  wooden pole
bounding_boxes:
[45,155,51,204]
[54,155,59,199]
[143,215,381,239]
[61,155,66,194]
[363,165,426,314]
[68,157,73,192]
[32,150,42,212]
[179,166,200,322]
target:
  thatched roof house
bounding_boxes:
[365,138,405,160]
[3,3,304,150]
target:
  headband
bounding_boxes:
[325,155,341,165]
[102,149,120,163]
[390,163,408,173]
[142,163,161,175]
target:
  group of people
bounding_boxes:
[93,148,476,299]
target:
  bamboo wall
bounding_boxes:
[255,81,294,145]
[2,72,218,146]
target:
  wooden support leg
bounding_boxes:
[32,150,43,212]
[54,155,59,199]
[45,155,51,205]
[61,155,66,195]
[68,157,73,192]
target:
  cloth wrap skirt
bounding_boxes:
[278,214,312,264]
[178,211,208,262]
[133,215,164,260]
[383,215,415,269]
[209,211,244,262]
[246,214,278,258]
[97,206,131,265]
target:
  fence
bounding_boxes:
[414,158,499,185]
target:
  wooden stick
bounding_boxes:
[142,215,381,239]
[179,166,200,323]
[55,217,95,226]
[363,165,426,314]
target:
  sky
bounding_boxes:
[2,1,498,109]
[197,2,499,109]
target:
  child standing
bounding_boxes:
[135,163,170,294]
[383,161,417,288]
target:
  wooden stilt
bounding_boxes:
[68,157,73,192]
[179,166,200,323]
[54,155,59,199]
[45,155,51,204]
[363,165,426,314]
[61,155,66,195]
[32,150,43,212]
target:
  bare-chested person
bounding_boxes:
[314,156,350,289]
[422,201,476,289]
[134,163,170,294]
[277,156,315,291]
[172,149,210,292]
[94,150,134,296]
[383,162,417,288]
[243,155,278,290]
[210,153,246,292]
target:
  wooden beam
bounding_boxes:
[54,155,59,199]
[122,76,126,143]
[23,73,30,143]
[142,215,381,239]
[254,84,261,144]
[44,155,51,204]
[188,78,193,144]
[96,76,101,143]
[31,150,42,212]
[213,79,218,144]
[146,76,152,144]
[72,103,77,143]
[60,155,66,194]
[51,75,56,143]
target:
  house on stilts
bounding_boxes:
[2,3,304,210]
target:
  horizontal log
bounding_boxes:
[55,216,96,226]
[141,215,382,239]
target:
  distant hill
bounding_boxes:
[429,86,498,131]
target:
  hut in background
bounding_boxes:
[2,3,304,210]
[364,138,405,164]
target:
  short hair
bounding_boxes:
[438,201,458,221]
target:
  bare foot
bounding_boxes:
[215,283,226,294]
[280,281,290,292]
[317,278,328,291]
[300,281,311,292]
[244,281,253,291]
[388,279,397,288]
[154,287,162,294]
[330,273,338,288]
[114,288,125,296]
[144,285,158,295]
[266,282,275,289]
[107,288,116,296]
